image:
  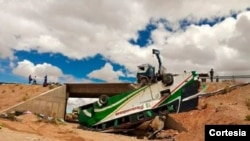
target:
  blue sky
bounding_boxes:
[1,0,250,85]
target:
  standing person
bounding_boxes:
[28,75,32,84]
[216,75,219,82]
[43,75,48,87]
[210,68,214,82]
[33,76,37,85]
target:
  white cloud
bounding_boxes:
[142,0,249,22]
[61,75,95,83]
[12,59,63,82]
[0,0,250,82]
[87,62,125,82]
[149,11,250,76]
[67,98,98,113]
[1,0,249,59]
[67,98,97,107]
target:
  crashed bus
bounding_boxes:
[77,49,201,138]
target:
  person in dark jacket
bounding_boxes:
[210,68,214,82]
[28,75,32,84]
[43,75,48,87]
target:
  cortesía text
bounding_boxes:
[205,125,250,141]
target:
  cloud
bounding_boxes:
[148,11,250,76]
[61,75,95,83]
[87,62,125,82]
[67,98,97,107]
[228,12,250,58]
[11,60,128,83]
[67,98,98,112]
[141,0,249,22]
[12,59,63,82]
[1,0,249,59]
[0,0,250,81]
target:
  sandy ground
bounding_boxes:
[171,82,250,141]
[1,82,250,141]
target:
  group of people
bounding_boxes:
[28,75,48,87]
[184,68,216,82]
[28,75,36,84]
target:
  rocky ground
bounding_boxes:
[0,82,250,141]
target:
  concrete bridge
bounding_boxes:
[1,83,136,119]
[66,83,136,98]
[3,74,249,120]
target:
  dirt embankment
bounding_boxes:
[0,84,50,111]
[0,82,250,141]
[169,82,250,141]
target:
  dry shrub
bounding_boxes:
[245,115,250,121]
[49,85,57,89]
[222,85,230,94]
[22,93,30,101]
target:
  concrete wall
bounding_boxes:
[66,83,135,98]
[2,85,67,118]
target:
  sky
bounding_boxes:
[1,0,250,85]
